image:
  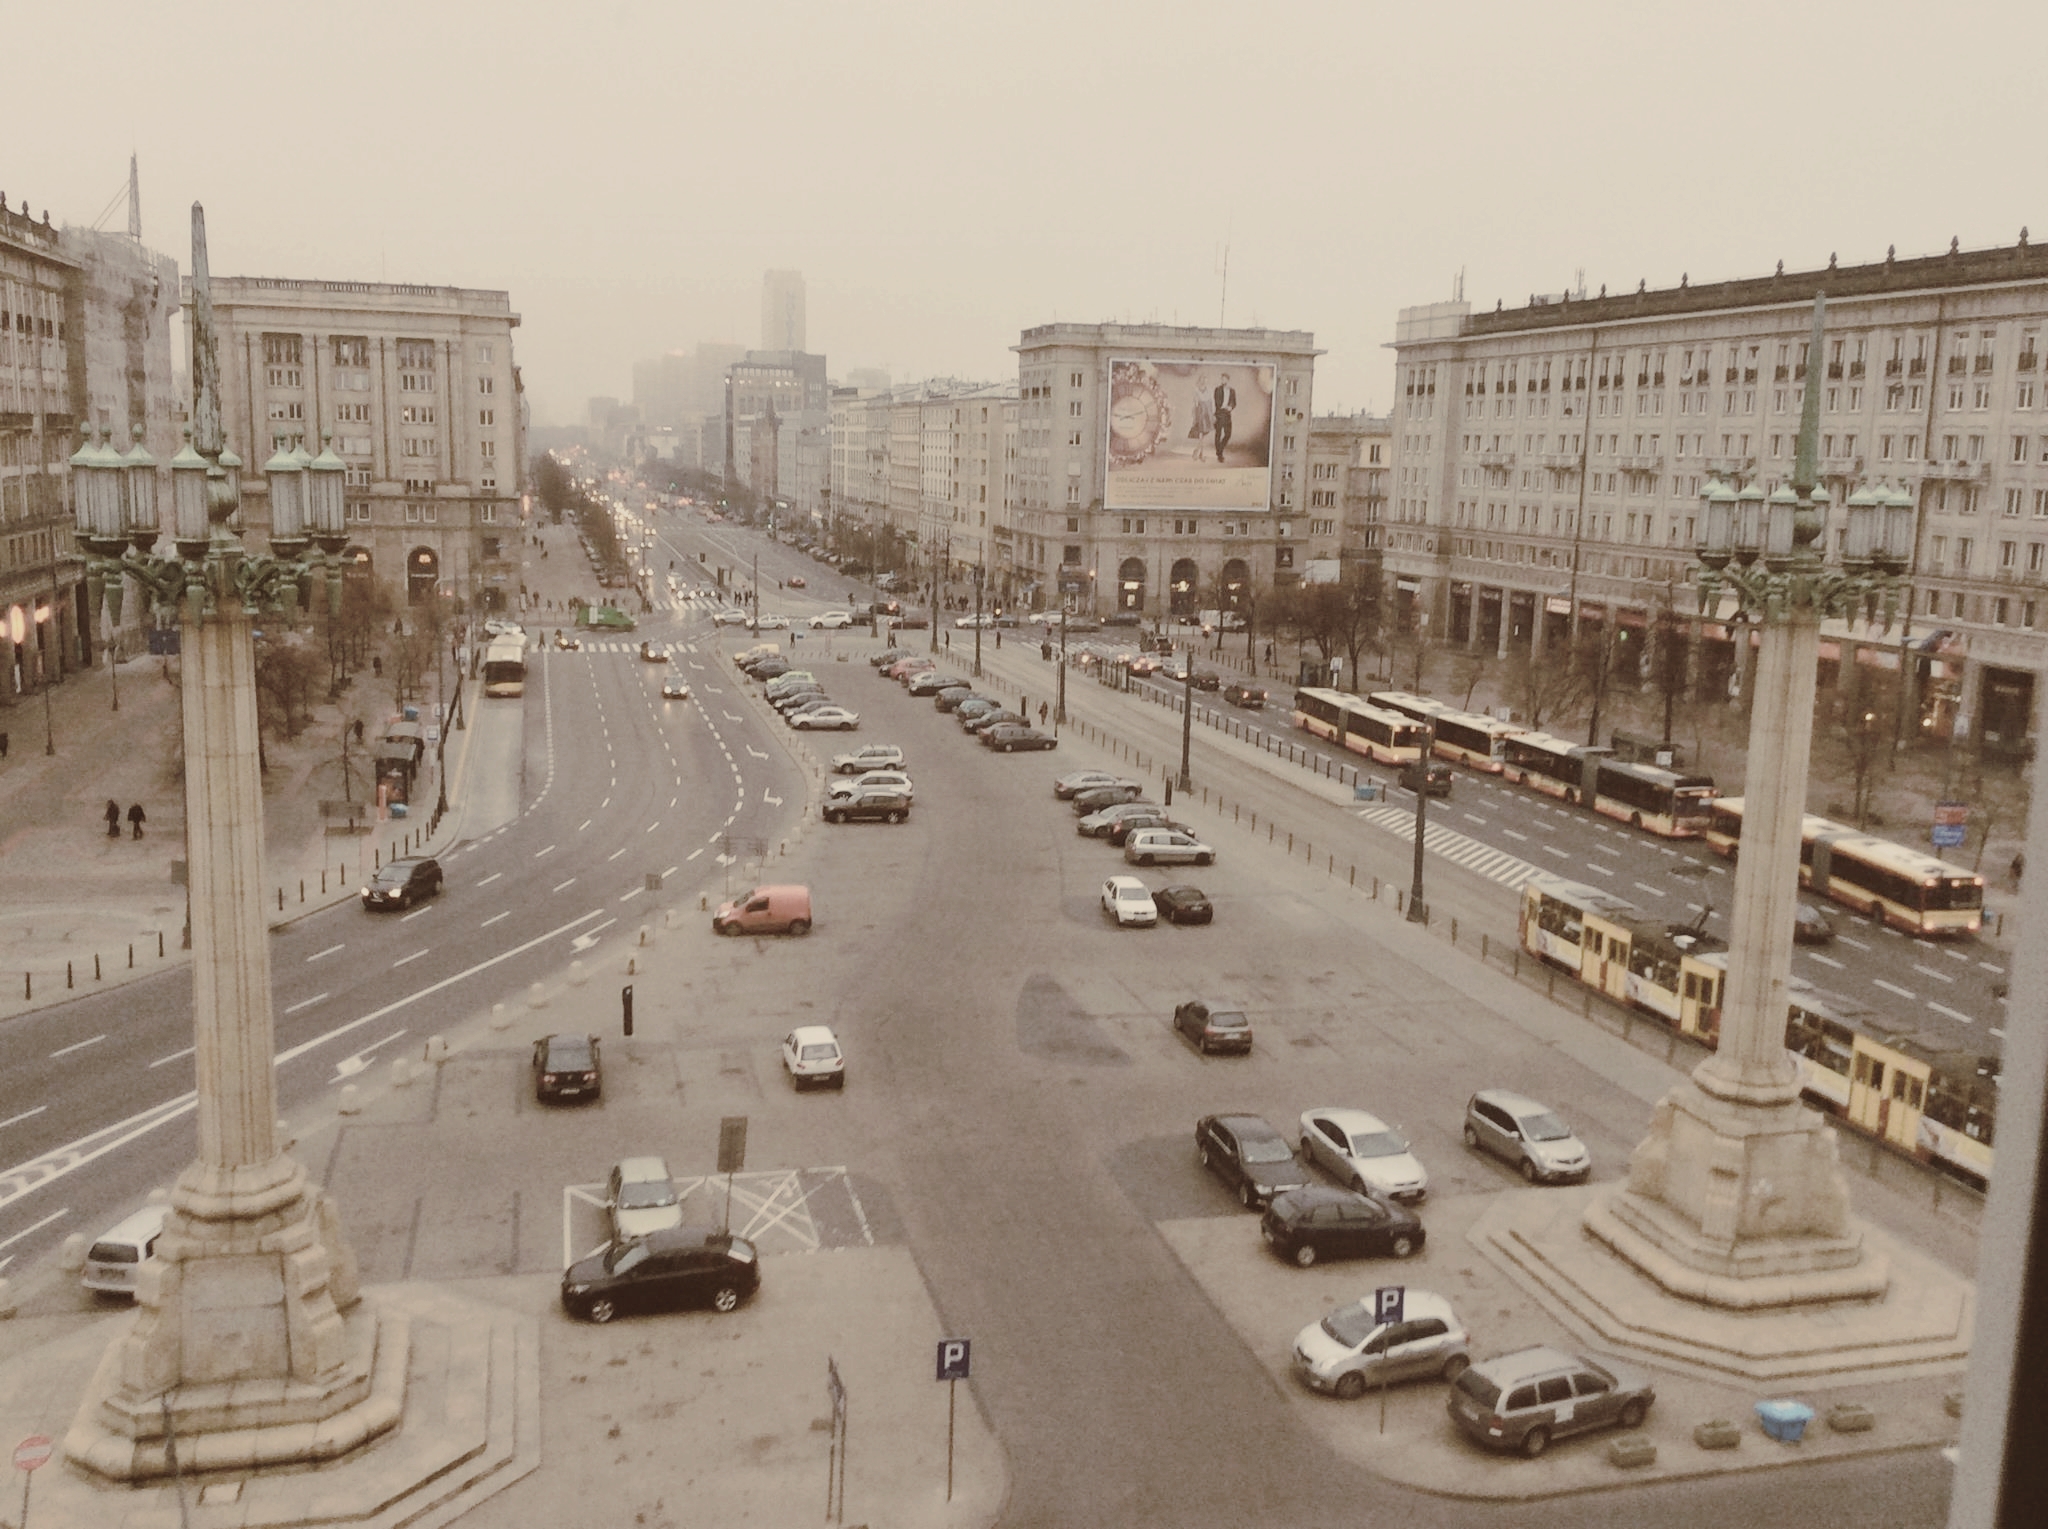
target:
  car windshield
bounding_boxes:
[603,1241,652,1275]
[1350,1129,1410,1157]
[1522,1111,1574,1142]
[373,866,413,886]
[1240,1135,1292,1164]
[1321,1301,1384,1349]
[1209,1010,1249,1029]
[618,1181,676,1209]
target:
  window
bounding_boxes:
[480,440,496,458]
[1274,546,1293,568]
[344,500,371,522]
[2007,488,2025,517]
[1069,371,1083,388]
[477,342,494,363]
[1957,537,1974,571]
[267,400,304,421]
[1065,517,1079,533]
[263,334,303,367]
[479,408,495,426]
[2001,541,2018,569]
[1931,536,1947,571]
[478,376,495,395]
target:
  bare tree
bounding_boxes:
[1450,650,1491,710]
[1504,644,1589,731]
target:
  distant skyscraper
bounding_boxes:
[761,270,806,352]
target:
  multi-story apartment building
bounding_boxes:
[1388,239,2048,745]
[1012,323,1320,619]
[722,349,828,517]
[1302,411,1391,583]
[206,277,525,613]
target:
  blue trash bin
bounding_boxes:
[402,704,420,722]
[1755,1399,1814,1443]
[390,802,409,819]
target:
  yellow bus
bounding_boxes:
[483,635,528,698]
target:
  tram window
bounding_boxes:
[1683,974,1696,1000]
[1893,1074,1922,1107]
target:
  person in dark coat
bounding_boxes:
[127,802,146,839]
[106,799,122,837]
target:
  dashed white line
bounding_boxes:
[645,821,661,834]
[607,848,627,862]
[400,905,433,923]
[1942,948,1971,963]
[1532,820,1556,832]
[1593,842,1622,857]
[1977,960,2005,974]
[600,797,611,810]
[553,879,577,893]
[1928,1002,1977,1026]
[1541,846,1570,859]
[662,865,678,877]
[306,943,347,964]
[578,818,592,832]
[149,1046,195,1069]
[619,888,642,901]
[1582,862,1615,876]
[1462,814,1487,826]
[283,992,329,1015]
[0,1106,48,1131]
[1837,934,1872,951]
[686,848,703,861]
[1502,829,1529,842]
[1806,953,1845,970]
[50,1035,105,1059]
[482,912,512,928]
[534,845,557,859]
[1633,882,1663,896]
[0,1207,69,1253]
[1910,963,1956,985]
[392,949,430,969]
[1872,978,1917,1001]
[476,874,502,888]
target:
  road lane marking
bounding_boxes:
[1943,948,1970,963]
[482,912,511,928]
[578,818,592,831]
[1910,963,1956,985]
[1633,882,1664,896]
[619,888,642,901]
[686,848,703,860]
[569,919,617,952]
[1542,846,1570,859]
[746,745,768,758]
[607,848,627,862]
[1873,979,1917,1000]
[670,796,678,809]
[1978,960,2005,974]
[0,1207,69,1253]
[1502,829,1529,842]
[0,1107,47,1131]
[534,845,556,858]
[552,879,577,892]
[1582,861,1615,876]
[1838,935,1872,951]
[392,949,429,968]
[1532,820,1556,831]
[308,943,346,962]
[334,1029,408,1078]
[1806,953,1845,969]
[400,905,433,922]
[1593,842,1622,857]
[50,1035,105,1059]
[149,1046,194,1069]
[600,797,611,809]
[476,874,502,887]
[283,992,329,1015]
[0,1094,198,1216]
[1929,1002,1977,1026]
[646,821,660,833]
[1462,813,1487,826]
[662,865,678,877]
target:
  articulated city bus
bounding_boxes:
[483,635,528,698]
[1588,758,1718,837]
[1290,688,1428,766]
[1367,691,1518,771]
[1703,799,1984,935]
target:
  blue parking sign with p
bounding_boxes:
[1374,1286,1405,1326]
[936,1338,971,1381]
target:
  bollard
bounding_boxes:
[1396,889,1404,913]
[1450,918,1458,943]
[300,878,306,904]
[278,888,285,911]
[568,958,588,987]
[490,1001,510,1032]
[424,1035,451,1065]
[700,893,709,911]
[627,955,637,975]
[0,1276,14,1319]
[94,953,101,981]
[1350,865,1356,886]
[58,1232,90,1272]
[622,983,635,1036]
[338,1084,362,1116]
[128,943,134,969]
[322,869,328,895]
[1372,876,1380,899]
[1482,933,1490,961]
[527,980,548,1009]
[23,973,29,1000]
[392,1056,416,1089]
[67,960,73,989]
[1288,832,1293,853]
[158,930,165,957]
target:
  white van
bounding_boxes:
[82,1203,170,1297]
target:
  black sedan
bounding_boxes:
[532,1032,602,1102]
[1153,885,1213,925]
[963,708,1026,734]
[1071,783,1146,814]
[560,1226,760,1323]
[1196,1114,1310,1209]
[361,856,443,911]
[982,725,1057,751]
[1260,1185,1424,1267]
[1106,813,1194,848]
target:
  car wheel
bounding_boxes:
[1198,1145,1211,1169]
[833,1072,846,1090]
[1618,1398,1648,1429]
[1463,1124,1480,1150]
[1351,1177,1369,1196]
[1138,854,1153,866]
[1521,1425,1550,1459]
[1196,853,1213,866]
[711,1286,742,1314]
[1293,1243,1317,1268]
[824,811,839,823]
[398,890,412,911]
[788,919,811,936]
[1237,1181,1254,1209]
[1329,1371,1368,1401]
[1390,1235,1416,1259]
[587,1298,617,1324]
[714,920,732,935]
[1441,1353,1470,1382]
[887,811,903,823]
[1520,1158,1540,1184]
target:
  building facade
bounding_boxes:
[722,349,828,518]
[206,277,526,612]
[1011,323,1320,619]
[1388,239,2048,746]
[761,270,806,353]
[1301,411,1391,584]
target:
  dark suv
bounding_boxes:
[361,856,443,911]
[1195,1114,1309,1208]
[822,786,912,825]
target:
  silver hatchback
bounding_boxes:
[1462,1089,1590,1184]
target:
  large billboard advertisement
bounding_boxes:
[1104,358,1276,511]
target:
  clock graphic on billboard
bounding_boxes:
[1107,369,1172,467]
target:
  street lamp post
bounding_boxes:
[1406,723,1433,923]
[1585,292,1913,1306]
[63,204,391,1481]
[1177,648,1194,793]
[971,561,985,679]
[1056,595,1070,727]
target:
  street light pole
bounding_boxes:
[972,561,984,679]
[1055,596,1069,726]
[1406,724,1433,923]
[1177,650,1194,792]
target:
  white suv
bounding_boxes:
[828,769,913,801]
[810,610,854,629]
[1100,876,1159,926]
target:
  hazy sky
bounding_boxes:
[10,1,2044,427]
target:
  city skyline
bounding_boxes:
[6,0,2042,429]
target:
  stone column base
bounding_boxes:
[1586,1190,1891,1309]
[64,1301,405,1481]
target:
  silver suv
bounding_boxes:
[1462,1089,1590,1184]
[1447,1346,1654,1457]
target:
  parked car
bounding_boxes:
[1071,783,1147,814]
[1100,875,1159,927]
[1077,801,1168,838]
[1399,760,1455,797]
[1447,1346,1654,1457]
[791,705,860,731]
[1299,1107,1430,1202]
[907,671,970,697]
[1174,998,1252,1055]
[867,646,912,668]
[713,885,812,936]
[361,856,444,911]
[660,677,691,700]
[1292,1290,1471,1399]
[955,697,1005,725]
[1152,884,1213,925]
[781,1025,846,1088]
[532,1032,602,1102]
[883,656,935,680]
[932,686,979,712]
[1106,813,1193,848]
[749,658,791,681]
[1195,1114,1310,1209]
[750,613,791,630]
[828,770,913,801]
[1463,1089,1591,1183]
[82,1204,170,1298]
[1124,829,1215,867]
[1261,1184,1425,1267]
[1224,683,1268,708]
[1055,770,1139,800]
[822,785,910,823]
[963,708,1026,734]
[981,725,1057,751]
[608,1157,685,1241]
[560,1226,761,1324]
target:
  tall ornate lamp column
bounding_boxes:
[64,204,398,1480]
[1584,293,1916,1306]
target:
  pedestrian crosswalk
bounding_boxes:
[555,640,697,655]
[1355,805,1544,890]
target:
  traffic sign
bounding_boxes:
[13,1435,53,1471]
[935,1338,972,1381]
[717,1116,748,1175]
[1373,1286,1405,1326]
[827,1356,846,1416]
[1932,800,1968,850]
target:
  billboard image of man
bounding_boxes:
[1211,375,1237,467]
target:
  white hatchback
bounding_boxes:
[782,1025,846,1089]
[608,1157,684,1242]
[1100,875,1159,927]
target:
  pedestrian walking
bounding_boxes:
[2013,850,2026,887]
[0,730,9,758]
[127,802,146,839]
[1038,701,1049,726]
[105,798,122,837]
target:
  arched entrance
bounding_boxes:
[1117,557,1146,613]
[1220,557,1251,613]
[406,546,439,605]
[1169,558,1199,617]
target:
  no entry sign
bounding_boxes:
[13,1434,53,1471]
